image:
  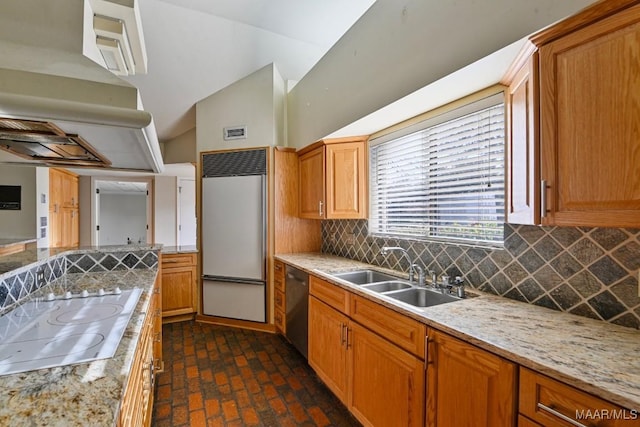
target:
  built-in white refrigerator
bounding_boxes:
[201,149,266,323]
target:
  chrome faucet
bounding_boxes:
[380,246,425,285]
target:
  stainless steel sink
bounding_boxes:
[331,269,400,285]
[361,281,412,293]
[388,288,460,307]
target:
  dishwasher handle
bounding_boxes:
[286,273,307,286]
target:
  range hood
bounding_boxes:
[0,117,111,168]
[0,88,164,173]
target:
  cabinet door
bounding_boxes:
[326,141,367,219]
[539,6,640,227]
[161,265,196,317]
[308,296,349,403]
[60,208,79,248]
[348,322,424,427]
[298,146,325,219]
[506,51,540,225]
[426,330,516,427]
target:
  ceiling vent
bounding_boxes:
[0,117,111,168]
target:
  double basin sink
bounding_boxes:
[328,269,461,308]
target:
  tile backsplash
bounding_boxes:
[0,248,159,315]
[322,220,640,329]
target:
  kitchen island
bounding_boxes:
[0,246,161,427]
[276,252,640,412]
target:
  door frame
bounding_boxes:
[90,176,153,246]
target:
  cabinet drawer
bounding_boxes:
[162,253,196,268]
[351,295,425,359]
[309,275,350,314]
[274,309,285,333]
[275,289,285,312]
[518,415,541,427]
[274,261,285,292]
[519,368,636,427]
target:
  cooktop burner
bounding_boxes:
[0,288,142,376]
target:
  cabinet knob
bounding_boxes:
[319,200,324,217]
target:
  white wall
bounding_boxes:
[163,127,197,164]
[0,165,37,239]
[287,0,595,147]
[99,193,147,245]
[196,63,286,152]
[154,175,177,246]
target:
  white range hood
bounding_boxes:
[0,0,163,173]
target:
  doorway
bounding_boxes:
[92,178,152,246]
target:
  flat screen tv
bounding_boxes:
[0,185,21,210]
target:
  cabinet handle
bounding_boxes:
[318,200,324,217]
[154,332,161,343]
[537,403,587,427]
[540,180,548,218]
[340,323,346,346]
[54,203,58,213]
[275,263,282,271]
[345,326,352,349]
[424,335,429,370]
[153,287,161,294]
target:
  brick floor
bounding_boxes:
[152,321,360,427]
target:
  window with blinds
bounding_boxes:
[369,95,505,245]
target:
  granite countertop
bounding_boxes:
[161,245,198,254]
[276,252,640,410]
[0,268,158,427]
[0,238,37,249]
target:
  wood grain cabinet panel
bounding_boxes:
[161,253,196,322]
[426,329,517,427]
[308,295,350,403]
[519,368,638,427]
[505,47,540,225]
[298,137,368,220]
[298,146,325,219]
[309,275,350,314]
[537,3,640,227]
[49,168,79,248]
[348,322,424,427]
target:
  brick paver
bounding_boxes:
[153,321,360,426]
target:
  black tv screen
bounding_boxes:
[0,185,21,210]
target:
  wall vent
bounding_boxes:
[223,126,247,141]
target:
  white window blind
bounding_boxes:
[369,97,505,244]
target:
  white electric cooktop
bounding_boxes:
[0,287,142,376]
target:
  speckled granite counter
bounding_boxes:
[0,268,158,427]
[275,252,640,411]
[161,245,198,254]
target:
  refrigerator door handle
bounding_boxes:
[202,275,265,286]
[261,175,267,281]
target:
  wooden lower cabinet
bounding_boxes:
[308,282,425,427]
[308,296,350,403]
[519,368,638,427]
[426,329,517,427]
[118,294,157,427]
[349,322,424,427]
[274,260,286,333]
[161,253,197,321]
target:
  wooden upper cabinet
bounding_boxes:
[298,145,325,219]
[426,329,517,427]
[504,45,540,225]
[325,140,367,219]
[298,137,368,220]
[534,2,640,227]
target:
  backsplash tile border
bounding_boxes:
[322,220,640,330]
[0,248,159,315]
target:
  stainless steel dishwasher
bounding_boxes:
[285,265,309,359]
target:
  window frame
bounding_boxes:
[368,91,506,247]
